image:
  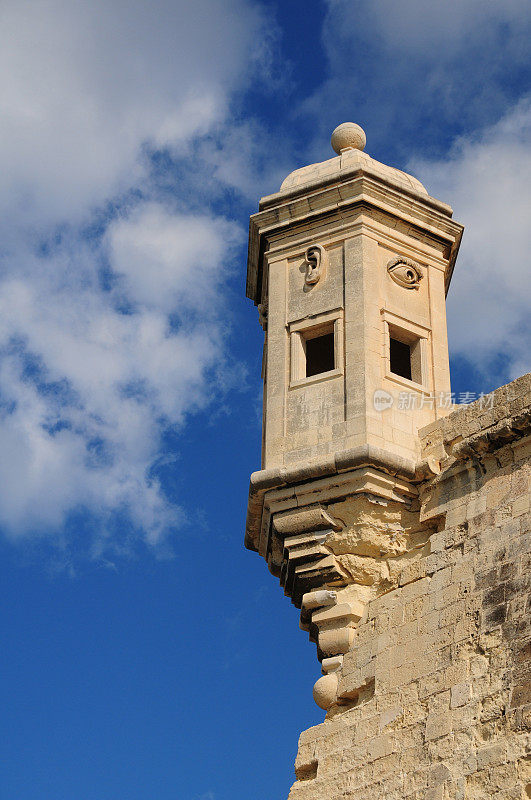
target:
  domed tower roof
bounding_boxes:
[247,122,462,306]
[279,122,428,199]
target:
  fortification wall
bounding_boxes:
[288,374,530,800]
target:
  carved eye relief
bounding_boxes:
[304,244,327,286]
[387,257,423,289]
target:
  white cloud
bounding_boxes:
[411,98,531,380]
[0,0,266,549]
[195,120,293,200]
[346,0,530,53]
[0,0,269,228]
[107,204,241,314]
[0,204,243,541]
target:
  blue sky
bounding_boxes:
[0,1,530,798]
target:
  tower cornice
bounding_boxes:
[246,172,463,304]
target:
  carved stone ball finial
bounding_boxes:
[313,671,338,710]
[331,122,366,154]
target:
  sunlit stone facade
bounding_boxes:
[244,123,531,799]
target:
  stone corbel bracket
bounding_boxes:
[244,446,421,709]
[413,456,441,482]
[245,444,418,557]
[268,506,347,608]
[300,590,367,711]
[301,590,365,661]
[313,655,344,711]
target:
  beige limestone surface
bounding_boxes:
[244,124,530,800]
[248,126,462,473]
[287,375,531,800]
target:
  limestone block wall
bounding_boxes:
[288,375,531,800]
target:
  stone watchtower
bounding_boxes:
[245,124,531,798]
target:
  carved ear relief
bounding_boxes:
[304,244,327,286]
[387,257,423,289]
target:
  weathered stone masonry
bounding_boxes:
[244,122,531,799]
[289,375,530,800]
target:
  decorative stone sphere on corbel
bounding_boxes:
[387,257,423,290]
[312,656,343,710]
[304,244,327,286]
[313,672,338,710]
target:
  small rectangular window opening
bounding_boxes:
[387,324,425,385]
[390,337,412,381]
[289,312,342,386]
[305,331,335,377]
